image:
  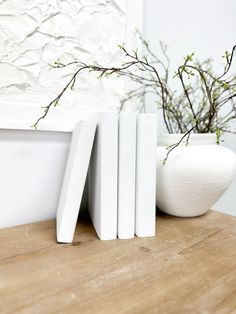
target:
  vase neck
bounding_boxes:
[157,133,217,146]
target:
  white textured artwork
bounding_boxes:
[0,0,139,112]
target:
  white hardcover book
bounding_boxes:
[89,112,118,240]
[118,113,137,239]
[135,113,157,237]
[56,120,96,243]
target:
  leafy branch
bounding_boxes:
[33,35,236,160]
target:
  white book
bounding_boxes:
[89,112,118,240]
[118,113,137,239]
[135,113,157,237]
[56,120,96,243]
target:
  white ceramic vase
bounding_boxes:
[156,134,236,217]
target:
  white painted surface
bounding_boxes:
[118,113,137,239]
[0,128,71,228]
[56,121,96,243]
[89,112,118,240]
[156,134,236,217]
[0,104,95,131]
[135,114,157,237]
[0,107,98,229]
[143,0,236,215]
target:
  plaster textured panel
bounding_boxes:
[0,0,127,112]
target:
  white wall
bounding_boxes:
[143,0,236,216]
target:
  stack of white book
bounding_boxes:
[56,112,157,243]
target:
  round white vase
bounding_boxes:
[156,134,236,217]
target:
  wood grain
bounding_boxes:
[1,210,236,314]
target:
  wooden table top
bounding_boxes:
[1,210,236,314]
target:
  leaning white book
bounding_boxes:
[135,113,157,237]
[118,112,137,239]
[89,112,118,240]
[56,120,96,243]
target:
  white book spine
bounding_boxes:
[56,121,96,243]
[89,112,118,240]
[135,114,157,237]
[118,113,137,239]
